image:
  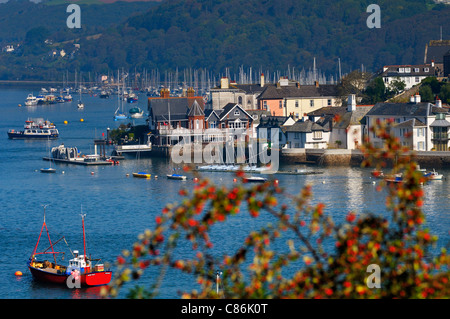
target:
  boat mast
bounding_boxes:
[81,212,87,259]
[32,204,57,264]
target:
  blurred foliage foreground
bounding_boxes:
[101,119,449,299]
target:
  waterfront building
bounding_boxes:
[209,75,267,110]
[283,95,373,150]
[256,115,295,148]
[378,64,436,90]
[148,87,254,145]
[256,78,339,118]
[362,94,450,151]
[424,39,450,77]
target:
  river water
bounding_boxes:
[0,86,448,299]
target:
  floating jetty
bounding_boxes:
[43,156,114,166]
[43,143,117,166]
[195,165,323,175]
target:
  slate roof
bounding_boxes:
[283,120,329,133]
[257,116,289,128]
[380,65,435,77]
[211,83,266,95]
[393,118,427,128]
[365,102,433,117]
[258,84,338,100]
[424,40,450,64]
[307,106,373,129]
[218,103,253,121]
[149,98,190,122]
[188,100,204,117]
[149,97,205,122]
[430,119,450,127]
[246,110,271,125]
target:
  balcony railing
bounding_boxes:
[431,133,449,140]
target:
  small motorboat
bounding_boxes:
[384,174,403,184]
[371,169,384,178]
[132,172,151,179]
[167,174,187,180]
[40,167,56,173]
[424,169,443,180]
[244,176,267,183]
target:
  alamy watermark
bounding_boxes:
[67,4,81,29]
[366,264,381,288]
[366,4,381,29]
[170,128,280,173]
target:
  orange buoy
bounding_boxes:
[15,271,23,276]
[91,171,94,175]
[233,178,237,182]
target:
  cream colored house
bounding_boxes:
[257,78,339,118]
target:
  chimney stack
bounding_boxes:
[414,92,421,103]
[160,88,170,98]
[260,73,265,87]
[314,81,319,88]
[410,95,415,103]
[220,77,229,89]
[436,96,442,108]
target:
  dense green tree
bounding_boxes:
[362,77,387,104]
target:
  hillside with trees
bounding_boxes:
[0,0,449,81]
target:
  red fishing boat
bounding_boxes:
[28,207,112,287]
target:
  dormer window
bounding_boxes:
[398,68,405,73]
[414,68,419,72]
[405,68,411,73]
[424,68,429,72]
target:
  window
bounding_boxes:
[417,141,424,150]
[398,68,404,73]
[295,101,299,108]
[415,77,420,83]
[414,68,419,72]
[238,96,243,104]
[313,131,322,139]
[327,99,332,106]
[295,113,299,119]
[294,133,300,139]
[417,127,425,137]
[405,68,411,73]
[279,101,282,109]
[424,68,429,72]
[252,115,258,120]
[234,109,240,116]
[263,101,267,110]
[210,121,216,129]
[310,100,314,107]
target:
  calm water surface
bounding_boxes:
[0,87,449,299]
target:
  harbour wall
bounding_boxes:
[149,145,450,168]
[281,149,450,168]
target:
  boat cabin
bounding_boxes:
[67,250,91,274]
